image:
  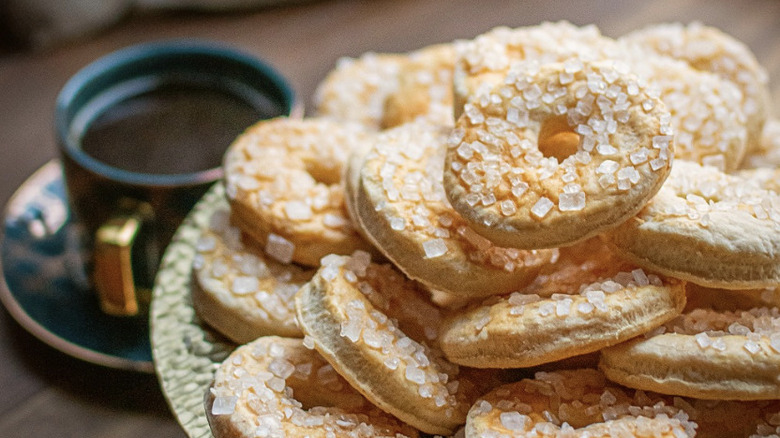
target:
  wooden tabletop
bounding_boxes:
[0,0,778,436]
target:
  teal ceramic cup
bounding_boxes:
[56,40,295,316]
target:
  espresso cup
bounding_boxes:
[56,40,295,317]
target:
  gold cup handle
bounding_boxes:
[93,203,154,316]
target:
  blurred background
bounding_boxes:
[0,0,778,436]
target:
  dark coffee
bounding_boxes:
[78,81,279,175]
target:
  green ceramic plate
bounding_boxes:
[150,183,236,438]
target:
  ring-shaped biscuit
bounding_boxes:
[224,117,376,266]
[192,206,313,343]
[444,59,674,249]
[439,245,686,368]
[465,369,696,437]
[621,21,771,154]
[354,121,556,297]
[605,160,780,289]
[452,21,620,119]
[381,43,456,129]
[599,306,780,400]
[314,44,456,131]
[205,336,418,438]
[294,252,481,435]
[313,52,406,129]
[620,51,747,172]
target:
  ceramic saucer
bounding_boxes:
[0,160,153,373]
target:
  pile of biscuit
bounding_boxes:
[193,21,780,438]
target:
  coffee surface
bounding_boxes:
[80,83,276,175]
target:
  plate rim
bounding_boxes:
[150,182,235,438]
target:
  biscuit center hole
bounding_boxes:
[305,159,342,185]
[538,115,580,162]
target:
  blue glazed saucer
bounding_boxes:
[0,160,153,373]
